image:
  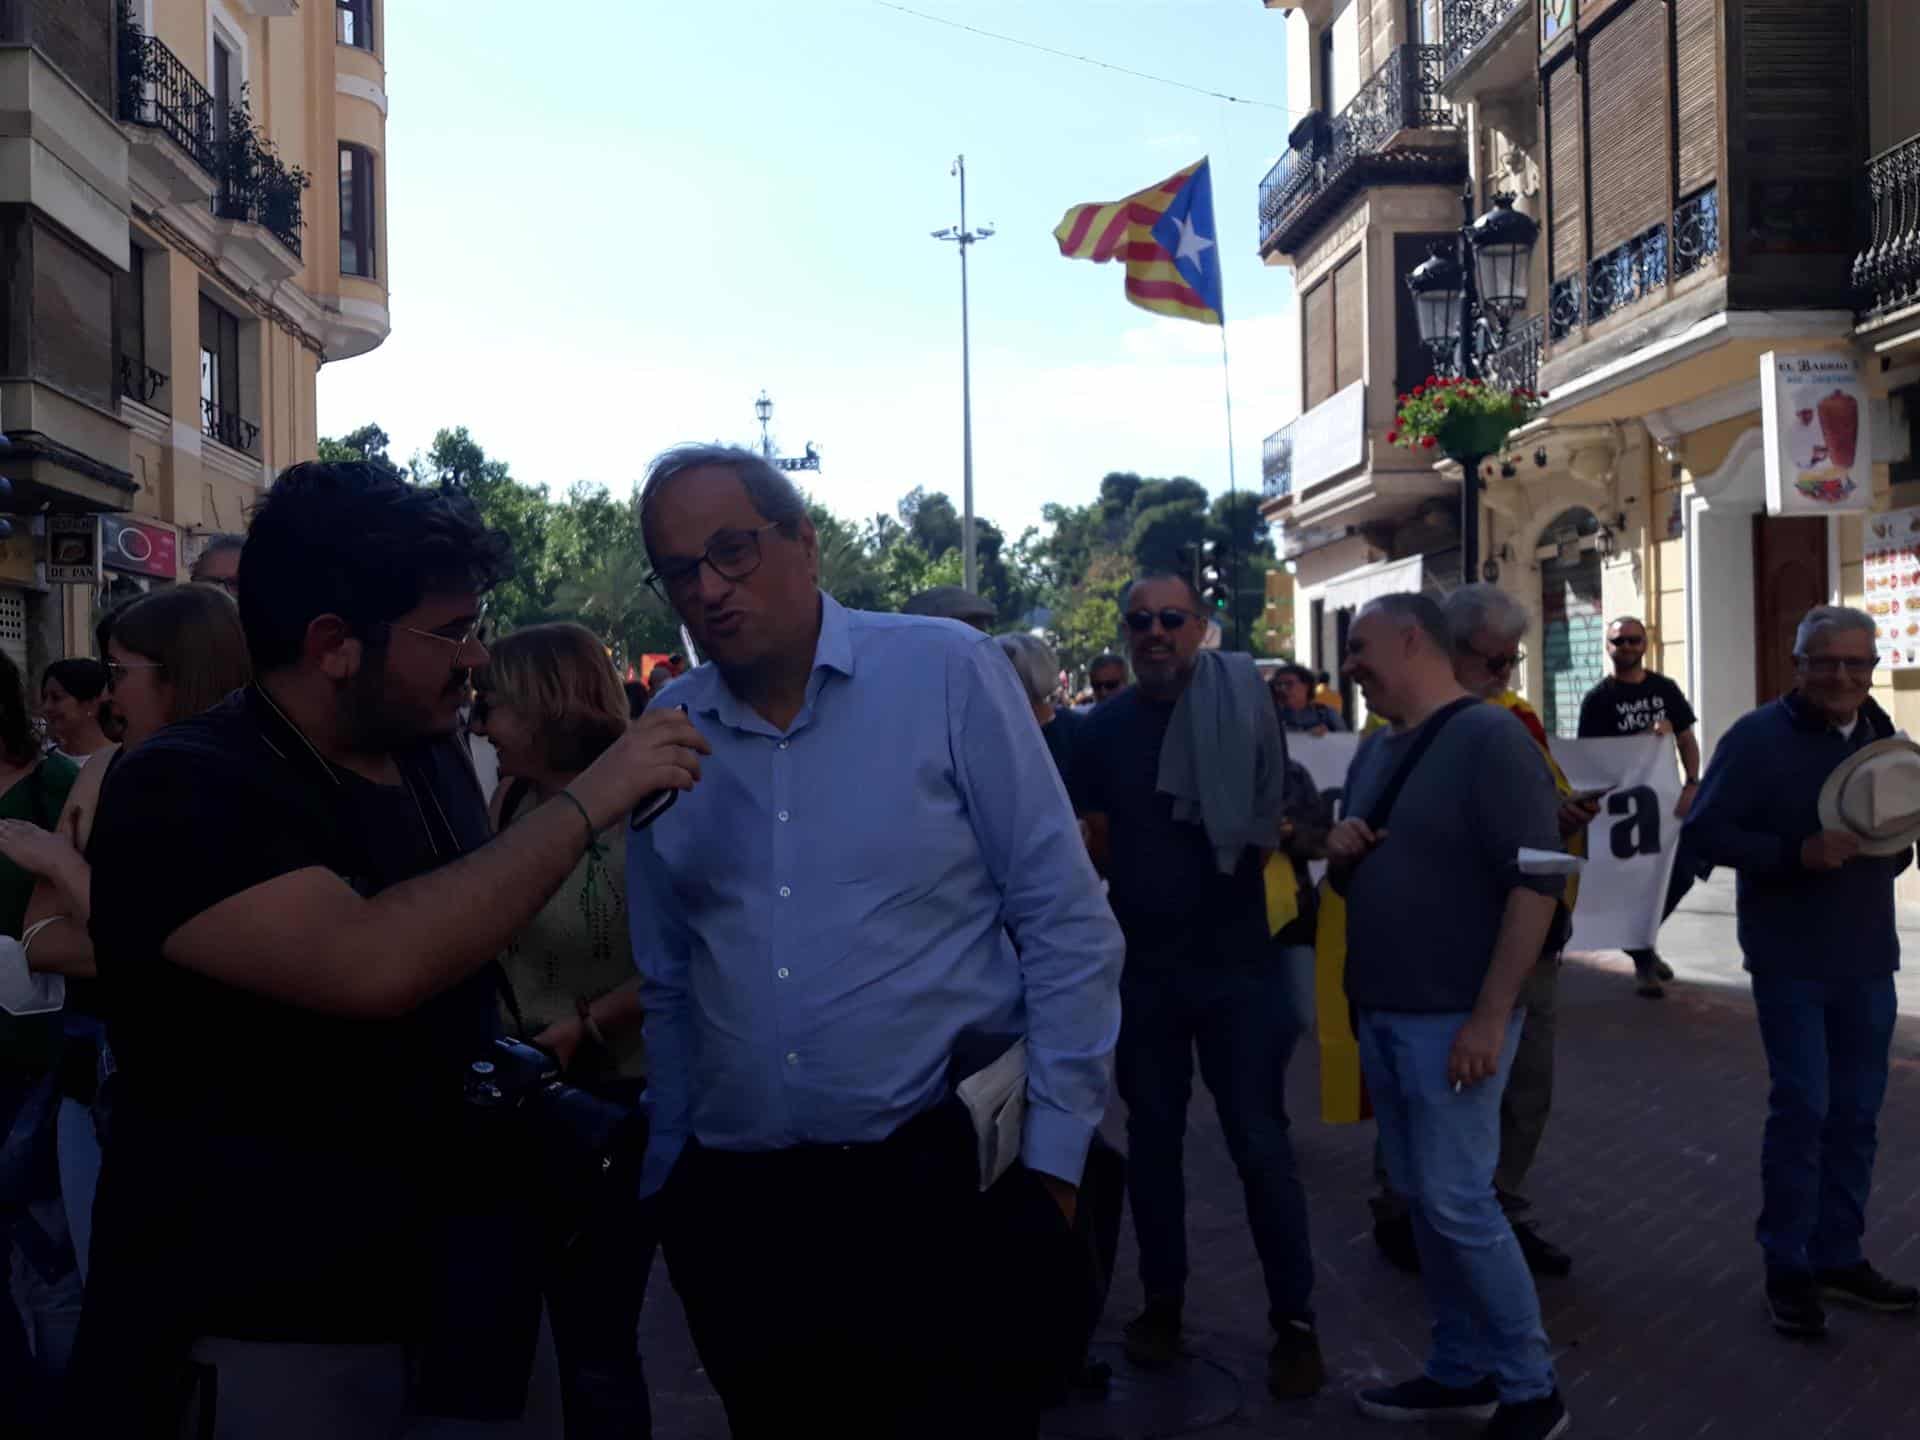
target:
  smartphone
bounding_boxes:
[631,703,691,831]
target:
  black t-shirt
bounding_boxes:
[84,688,497,1349]
[1577,671,1697,739]
[1041,705,1084,790]
[1068,688,1266,952]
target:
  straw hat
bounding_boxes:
[1817,736,1920,856]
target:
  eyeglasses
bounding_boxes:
[1800,655,1877,678]
[104,659,164,690]
[646,522,782,603]
[1607,633,1646,647]
[1123,608,1201,634]
[1462,643,1524,675]
[388,602,491,661]
[1089,676,1125,697]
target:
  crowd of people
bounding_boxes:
[0,445,1912,1440]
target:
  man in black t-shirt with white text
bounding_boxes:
[1577,616,1700,996]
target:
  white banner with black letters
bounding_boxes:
[1285,730,1681,952]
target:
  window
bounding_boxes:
[116,241,148,402]
[199,295,245,450]
[337,0,375,52]
[339,145,376,278]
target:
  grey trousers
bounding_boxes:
[1371,958,1560,1218]
[179,1310,563,1439]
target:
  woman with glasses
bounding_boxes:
[468,622,653,1440]
[1269,662,1345,736]
[0,585,251,1289]
[39,660,114,762]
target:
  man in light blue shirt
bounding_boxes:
[627,445,1124,1438]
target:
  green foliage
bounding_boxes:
[1388,375,1540,460]
[316,423,405,480]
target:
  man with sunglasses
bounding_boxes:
[1068,574,1324,1400]
[1086,653,1129,706]
[626,445,1122,1438]
[1577,617,1700,996]
[73,462,708,1436]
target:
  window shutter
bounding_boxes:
[1333,254,1364,393]
[1585,0,1669,253]
[1674,0,1720,196]
[1304,278,1334,410]
[1546,59,1583,280]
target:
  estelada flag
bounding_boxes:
[1053,158,1223,325]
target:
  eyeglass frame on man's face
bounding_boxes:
[1122,608,1203,635]
[1798,653,1878,679]
[385,600,492,662]
[1459,640,1524,676]
[645,521,783,605]
[1089,673,1126,697]
[1607,630,1647,649]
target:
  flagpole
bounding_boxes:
[1217,322,1241,651]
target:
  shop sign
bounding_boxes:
[1763,350,1871,517]
[47,516,98,584]
[0,527,36,586]
[100,514,179,579]
[1291,379,1367,495]
[1862,505,1920,670]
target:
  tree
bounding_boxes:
[810,502,886,612]
[317,423,405,480]
[414,427,553,631]
[1052,551,1132,675]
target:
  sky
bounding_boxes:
[317,0,1304,540]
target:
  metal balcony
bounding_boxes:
[1258,44,1465,259]
[202,399,261,456]
[1479,314,1543,396]
[1855,133,1920,324]
[215,125,307,260]
[1439,0,1532,96]
[1263,421,1296,504]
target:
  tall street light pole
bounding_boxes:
[932,155,993,595]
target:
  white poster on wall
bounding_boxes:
[1862,506,1920,670]
[1762,349,1872,517]
[1286,728,1681,954]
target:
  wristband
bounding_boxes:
[555,789,597,848]
[21,915,70,957]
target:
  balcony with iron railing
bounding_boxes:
[1262,421,1295,505]
[202,399,261,456]
[117,357,168,408]
[1438,0,1533,99]
[115,26,216,175]
[1855,133,1920,329]
[1548,185,1722,345]
[1258,44,1465,260]
[1476,312,1543,396]
[214,120,307,260]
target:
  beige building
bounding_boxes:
[1258,0,1920,773]
[0,0,390,676]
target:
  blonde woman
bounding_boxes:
[469,621,651,1439]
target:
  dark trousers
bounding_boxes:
[661,1102,1077,1439]
[1116,941,1314,1327]
[546,1200,655,1439]
[1750,974,1897,1274]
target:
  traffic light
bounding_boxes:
[1199,539,1227,610]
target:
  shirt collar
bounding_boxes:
[685,590,854,738]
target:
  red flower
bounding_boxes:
[1427,374,1439,386]
[1386,430,1400,444]
[1539,390,1550,399]
[1413,385,1425,397]
[1422,435,1438,449]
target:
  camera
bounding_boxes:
[461,1037,647,1234]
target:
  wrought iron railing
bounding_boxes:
[203,399,260,455]
[1258,43,1460,252]
[1550,184,1721,341]
[1440,0,1530,89]
[1479,313,1543,394]
[118,358,168,407]
[115,25,217,175]
[215,119,307,259]
[1855,133,1920,320]
[1263,422,1296,502]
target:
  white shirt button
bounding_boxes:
[785,1051,799,1065]
[777,967,791,979]
[778,810,790,822]
[779,885,792,898]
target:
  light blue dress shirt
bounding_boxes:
[629,593,1124,1195]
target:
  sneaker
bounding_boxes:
[1268,1319,1326,1400]
[1652,956,1676,982]
[1817,1261,1920,1313]
[1632,956,1666,998]
[1766,1268,1829,1338]
[1372,1211,1422,1273]
[1512,1218,1574,1278]
[1356,1375,1498,1422]
[1122,1298,1183,1370]
[1487,1389,1571,1440]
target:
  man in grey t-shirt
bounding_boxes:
[1329,594,1569,1440]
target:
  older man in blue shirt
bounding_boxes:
[627,445,1124,1438]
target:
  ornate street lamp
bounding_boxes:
[754,391,774,460]
[1401,188,1540,582]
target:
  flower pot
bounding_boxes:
[1437,409,1519,462]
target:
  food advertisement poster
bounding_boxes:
[1762,350,1871,517]
[1863,507,1920,670]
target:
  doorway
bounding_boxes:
[1753,515,1830,705]
[1539,508,1604,739]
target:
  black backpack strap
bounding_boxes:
[1364,696,1479,831]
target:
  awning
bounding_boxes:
[1308,553,1426,615]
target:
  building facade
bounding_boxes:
[0,0,390,677]
[1259,0,1920,773]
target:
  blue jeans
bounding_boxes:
[1356,1008,1554,1403]
[1750,973,1897,1274]
[1116,944,1315,1326]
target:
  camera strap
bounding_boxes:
[1363,696,1478,832]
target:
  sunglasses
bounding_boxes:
[1123,608,1200,634]
[1463,643,1523,675]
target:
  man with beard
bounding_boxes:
[72,461,708,1437]
[628,445,1122,1438]
[1069,574,1323,1400]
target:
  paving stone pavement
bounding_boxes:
[639,954,1920,1438]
